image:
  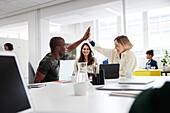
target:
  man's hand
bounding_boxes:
[82,27,91,41]
[66,26,91,53]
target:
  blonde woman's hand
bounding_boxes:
[88,38,92,42]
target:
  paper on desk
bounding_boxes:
[109,91,140,98]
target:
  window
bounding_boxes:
[148,7,170,55]
[126,13,143,52]
[98,17,117,48]
[0,22,28,40]
[49,22,61,36]
[96,17,118,64]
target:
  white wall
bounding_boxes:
[27,11,41,69]
[40,19,50,60]
[0,37,28,78]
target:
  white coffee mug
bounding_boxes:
[73,82,86,96]
[126,72,134,78]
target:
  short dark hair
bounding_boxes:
[146,50,154,57]
[4,43,14,51]
[49,37,64,53]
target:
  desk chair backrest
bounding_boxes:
[28,61,35,84]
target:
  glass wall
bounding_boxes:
[148,7,170,55]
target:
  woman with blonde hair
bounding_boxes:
[88,35,137,77]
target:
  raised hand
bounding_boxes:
[82,27,91,41]
[66,27,91,53]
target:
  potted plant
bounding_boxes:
[161,50,170,71]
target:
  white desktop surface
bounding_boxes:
[29,76,170,113]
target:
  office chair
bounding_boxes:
[28,61,35,84]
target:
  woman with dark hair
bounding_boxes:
[4,43,14,51]
[145,49,158,69]
[74,43,98,75]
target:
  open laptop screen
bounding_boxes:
[0,56,31,112]
[100,64,119,79]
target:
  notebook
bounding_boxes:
[118,77,155,85]
[109,92,138,98]
[0,51,34,113]
[96,84,153,91]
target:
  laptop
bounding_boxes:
[0,51,34,113]
[96,83,153,91]
[100,64,119,79]
[118,77,155,85]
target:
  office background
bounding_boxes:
[0,0,170,82]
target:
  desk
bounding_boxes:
[161,70,170,76]
[29,76,170,113]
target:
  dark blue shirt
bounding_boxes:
[90,40,95,47]
[145,59,158,69]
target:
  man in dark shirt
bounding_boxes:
[34,27,90,83]
[145,50,158,69]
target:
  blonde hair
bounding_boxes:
[114,35,133,50]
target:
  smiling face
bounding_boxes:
[58,39,66,57]
[79,43,94,65]
[114,40,125,54]
[82,45,90,56]
[146,54,152,59]
[114,35,133,54]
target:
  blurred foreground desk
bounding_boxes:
[29,76,170,113]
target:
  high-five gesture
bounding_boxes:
[66,27,91,53]
[82,27,91,41]
[34,26,92,83]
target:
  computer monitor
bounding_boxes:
[0,51,33,113]
[100,64,119,79]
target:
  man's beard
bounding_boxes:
[59,52,65,58]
